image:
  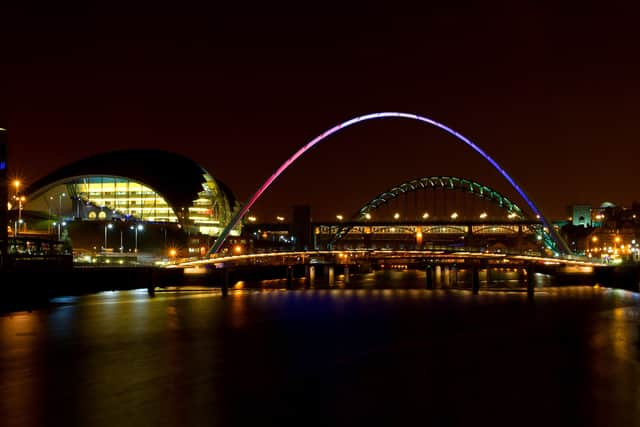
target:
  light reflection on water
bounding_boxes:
[1,279,640,426]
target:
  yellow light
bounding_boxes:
[365,213,371,220]
[591,236,598,242]
[336,214,344,221]
[450,212,458,219]
[247,216,257,222]
[479,212,487,219]
[233,245,242,254]
[393,212,400,220]
[615,236,621,243]
[276,216,285,222]
[422,212,429,219]
[169,249,177,257]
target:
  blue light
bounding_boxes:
[0,161,5,170]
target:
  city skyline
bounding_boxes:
[3,3,640,220]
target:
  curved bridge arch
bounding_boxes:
[330,176,526,244]
[356,176,525,219]
[208,112,570,255]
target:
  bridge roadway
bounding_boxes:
[174,249,605,269]
[171,249,608,296]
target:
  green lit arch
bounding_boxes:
[331,176,531,245]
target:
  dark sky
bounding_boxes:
[3,2,640,221]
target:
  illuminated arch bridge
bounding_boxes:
[208,112,570,256]
[23,150,241,238]
[317,175,554,252]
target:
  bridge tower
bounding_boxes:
[292,205,312,251]
[0,128,7,271]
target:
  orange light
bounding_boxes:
[169,249,177,257]
[233,245,242,254]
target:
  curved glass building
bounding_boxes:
[24,149,241,237]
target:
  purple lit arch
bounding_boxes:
[208,112,569,255]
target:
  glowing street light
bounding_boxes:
[364,213,372,220]
[336,214,344,221]
[104,223,113,249]
[130,224,144,252]
[393,212,400,220]
[14,195,25,237]
[422,212,429,219]
[276,216,285,222]
[450,212,459,220]
[247,216,257,222]
[479,212,488,219]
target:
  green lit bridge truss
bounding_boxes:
[330,176,562,253]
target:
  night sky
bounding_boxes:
[3,2,640,221]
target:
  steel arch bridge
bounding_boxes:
[207,112,571,256]
[356,176,524,218]
[328,175,560,252]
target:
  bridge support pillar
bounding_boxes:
[518,268,527,286]
[305,265,315,288]
[435,265,442,289]
[443,266,450,289]
[526,266,535,296]
[452,265,458,288]
[327,265,335,285]
[425,265,433,289]
[286,265,293,290]
[222,268,229,297]
[344,265,350,283]
[472,266,480,294]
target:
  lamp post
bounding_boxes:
[14,195,24,237]
[130,224,144,252]
[104,223,113,250]
[58,192,66,217]
[12,180,21,238]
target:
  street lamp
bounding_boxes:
[130,224,144,252]
[13,180,20,199]
[14,195,25,237]
[58,192,66,218]
[104,223,113,250]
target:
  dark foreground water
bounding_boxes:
[2,272,640,427]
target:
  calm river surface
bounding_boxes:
[2,271,640,426]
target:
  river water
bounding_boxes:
[1,271,640,426]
